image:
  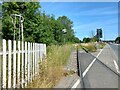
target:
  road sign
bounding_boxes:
[97,28,102,38]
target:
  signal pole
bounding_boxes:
[11,14,24,41]
[97,28,102,42]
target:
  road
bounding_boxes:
[109,43,119,62]
[54,43,119,88]
[109,43,120,74]
[76,44,119,88]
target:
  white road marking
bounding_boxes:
[71,48,104,89]
[113,60,120,74]
[108,44,118,60]
[82,49,104,77]
[71,79,80,89]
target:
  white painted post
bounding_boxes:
[42,44,44,57]
[25,42,28,86]
[44,44,46,57]
[36,44,39,73]
[13,40,16,88]
[41,44,43,60]
[32,43,35,79]
[22,41,24,88]
[2,39,6,88]
[38,44,39,64]
[38,44,39,72]
[28,42,30,82]
[35,43,37,74]
[8,40,12,88]
[39,44,40,61]
[40,44,42,61]
[17,41,20,87]
[30,43,32,82]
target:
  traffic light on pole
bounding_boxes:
[97,28,102,38]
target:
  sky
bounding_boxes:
[40,2,118,41]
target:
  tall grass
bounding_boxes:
[80,43,97,52]
[80,42,106,52]
[96,42,106,49]
[27,44,74,88]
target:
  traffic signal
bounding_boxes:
[97,29,102,38]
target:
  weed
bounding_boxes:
[27,44,74,88]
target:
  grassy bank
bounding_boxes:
[80,43,97,52]
[27,44,74,88]
[80,42,106,52]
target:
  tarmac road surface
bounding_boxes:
[78,44,119,88]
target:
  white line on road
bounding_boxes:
[71,79,80,89]
[82,48,104,77]
[108,44,118,60]
[71,48,104,89]
[113,60,120,74]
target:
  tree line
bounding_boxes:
[2,2,80,45]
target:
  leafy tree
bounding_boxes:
[2,2,78,45]
[2,2,41,41]
[57,16,75,43]
[83,37,91,43]
[115,37,120,43]
[73,37,80,43]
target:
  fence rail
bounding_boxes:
[0,39,46,88]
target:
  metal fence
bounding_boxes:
[0,39,46,88]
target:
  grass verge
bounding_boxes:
[27,44,74,88]
[96,42,106,49]
[80,42,106,52]
[80,43,97,52]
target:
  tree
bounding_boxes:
[83,37,91,43]
[57,16,75,43]
[2,2,41,41]
[73,37,80,43]
[115,37,120,43]
[2,2,78,45]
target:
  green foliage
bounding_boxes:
[73,37,80,43]
[83,37,91,43]
[0,3,1,11]
[91,36,99,42]
[2,2,80,45]
[115,37,120,43]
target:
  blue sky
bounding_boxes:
[40,2,118,41]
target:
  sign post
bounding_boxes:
[62,29,67,44]
[97,28,102,41]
